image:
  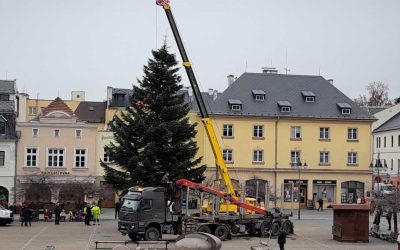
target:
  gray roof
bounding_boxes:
[228,99,242,105]
[252,90,266,95]
[301,91,315,97]
[112,88,133,96]
[337,102,352,109]
[373,112,400,133]
[0,80,15,94]
[0,101,15,111]
[208,73,375,120]
[278,101,292,107]
[75,101,106,123]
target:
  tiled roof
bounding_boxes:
[75,101,106,123]
[0,101,14,111]
[40,97,75,117]
[0,80,15,94]
[373,111,400,133]
[208,73,375,120]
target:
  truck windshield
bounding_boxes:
[121,199,140,211]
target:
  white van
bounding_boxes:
[0,205,13,226]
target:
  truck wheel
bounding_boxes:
[282,220,292,234]
[214,225,229,241]
[197,225,211,234]
[128,234,137,241]
[271,222,280,236]
[259,221,271,236]
[144,226,160,241]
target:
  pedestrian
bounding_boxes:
[277,228,287,250]
[360,196,366,204]
[91,202,101,225]
[44,209,50,222]
[115,201,120,219]
[84,203,92,226]
[318,197,323,211]
[54,203,62,225]
[370,199,376,215]
[386,208,393,231]
[21,205,32,227]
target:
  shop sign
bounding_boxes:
[41,170,70,175]
[284,179,308,184]
[313,180,336,185]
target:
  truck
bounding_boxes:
[117,0,293,241]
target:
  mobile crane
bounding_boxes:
[117,0,293,241]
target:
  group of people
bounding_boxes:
[83,202,101,226]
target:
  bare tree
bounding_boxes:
[366,82,390,106]
[374,190,400,235]
[353,94,369,107]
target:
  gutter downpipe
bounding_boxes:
[274,116,280,208]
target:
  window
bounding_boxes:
[0,122,5,135]
[47,148,64,167]
[290,151,301,165]
[378,137,381,148]
[255,95,265,101]
[320,127,329,139]
[291,126,301,139]
[391,159,393,171]
[253,150,263,162]
[231,104,241,111]
[398,135,400,147]
[223,149,233,162]
[28,106,37,115]
[341,181,364,204]
[75,130,82,138]
[140,199,152,210]
[281,106,291,112]
[253,125,263,138]
[347,128,358,140]
[26,148,38,167]
[0,151,4,166]
[104,147,111,163]
[319,151,330,164]
[392,136,394,147]
[376,137,379,148]
[341,108,351,115]
[32,128,39,137]
[347,152,358,165]
[305,96,315,103]
[223,124,233,137]
[54,129,60,137]
[74,149,86,168]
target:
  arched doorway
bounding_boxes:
[245,179,268,204]
[25,184,51,204]
[0,186,9,207]
[341,181,364,204]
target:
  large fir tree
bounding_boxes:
[101,44,206,192]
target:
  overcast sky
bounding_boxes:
[0,0,399,102]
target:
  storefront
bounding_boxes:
[313,180,336,207]
[341,181,365,204]
[283,179,308,208]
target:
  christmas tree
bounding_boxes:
[102,43,206,191]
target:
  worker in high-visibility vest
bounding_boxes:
[91,202,101,225]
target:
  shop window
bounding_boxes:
[313,181,336,203]
[341,181,364,204]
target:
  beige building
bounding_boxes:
[16,97,101,205]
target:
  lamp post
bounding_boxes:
[292,158,307,220]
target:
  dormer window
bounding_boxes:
[337,103,352,115]
[252,90,266,102]
[228,99,242,111]
[278,101,292,113]
[301,91,316,103]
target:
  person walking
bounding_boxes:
[54,203,62,225]
[277,228,287,250]
[84,203,92,226]
[318,198,323,211]
[115,201,120,219]
[91,202,101,225]
[386,209,393,231]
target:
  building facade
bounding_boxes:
[191,72,375,209]
[0,80,18,206]
[16,98,99,205]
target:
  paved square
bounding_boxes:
[0,209,395,250]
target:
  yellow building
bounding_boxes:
[191,72,375,209]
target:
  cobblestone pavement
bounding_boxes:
[0,208,396,250]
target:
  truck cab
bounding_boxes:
[118,186,182,241]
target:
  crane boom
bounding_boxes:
[157,0,236,198]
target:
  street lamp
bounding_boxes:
[370,154,388,194]
[292,158,307,220]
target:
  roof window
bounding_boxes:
[337,103,352,115]
[228,99,242,111]
[278,101,292,113]
[252,90,266,102]
[301,91,316,103]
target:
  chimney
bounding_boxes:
[227,75,235,86]
[328,79,334,84]
[213,90,218,100]
[262,67,278,74]
[208,88,213,95]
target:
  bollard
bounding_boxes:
[175,232,221,250]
